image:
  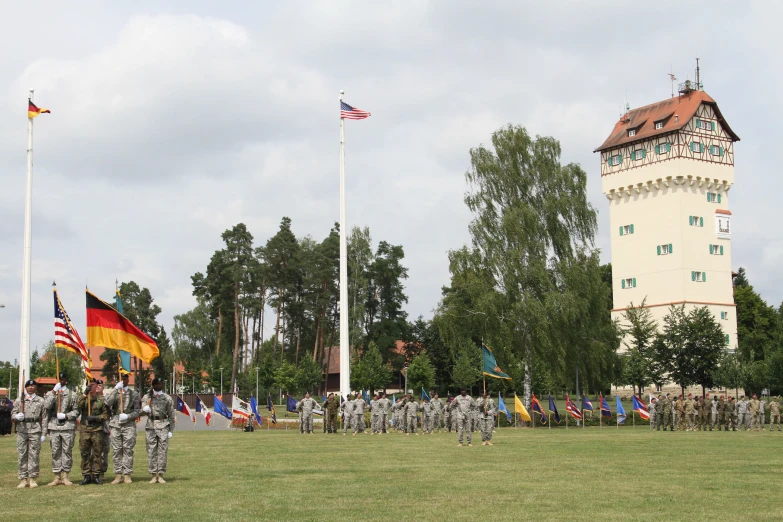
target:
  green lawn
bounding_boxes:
[1,427,780,521]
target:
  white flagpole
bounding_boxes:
[18,89,35,395]
[338,90,350,403]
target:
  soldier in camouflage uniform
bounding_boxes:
[78,380,110,485]
[716,396,725,431]
[431,393,444,433]
[684,394,696,431]
[370,394,381,434]
[44,372,80,486]
[378,393,391,433]
[658,394,670,431]
[323,393,339,433]
[450,388,475,446]
[759,397,767,431]
[699,394,710,431]
[352,394,367,435]
[748,394,760,431]
[341,394,354,435]
[421,397,434,434]
[404,395,419,435]
[140,377,176,484]
[769,396,781,431]
[674,395,685,431]
[736,397,748,431]
[649,397,657,430]
[298,392,318,434]
[728,397,738,431]
[105,373,141,484]
[478,392,496,445]
[12,379,47,488]
[444,397,453,432]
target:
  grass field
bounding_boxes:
[1,426,781,521]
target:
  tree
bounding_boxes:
[263,217,301,363]
[172,300,218,381]
[451,340,481,391]
[351,342,392,394]
[684,306,727,394]
[295,352,322,394]
[621,300,659,394]
[406,352,435,393]
[654,305,692,393]
[366,241,410,360]
[31,341,83,385]
[460,124,600,407]
[273,361,297,395]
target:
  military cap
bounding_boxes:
[151,377,163,385]
[24,379,37,386]
[58,372,67,379]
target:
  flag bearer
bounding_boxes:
[12,379,47,488]
[140,377,175,484]
[478,392,496,446]
[106,372,141,484]
[78,380,110,485]
[44,372,79,486]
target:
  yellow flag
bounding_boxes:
[514,394,531,422]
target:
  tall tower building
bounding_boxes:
[595,80,739,350]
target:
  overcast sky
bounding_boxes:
[1,1,780,364]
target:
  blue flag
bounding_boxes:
[250,396,262,425]
[582,395,594,412]
[615,395,626,424]
[362,389,370,405]
[548,395,561,424]
[497,394,511,422]
[421,388,431,401]
[213,395,232,419]
[287,395,298,413]
[600,395,612,417]
[114,288,132,374]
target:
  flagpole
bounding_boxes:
[338,89,350,404]
[18,89,35,395]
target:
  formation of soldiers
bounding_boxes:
[649,392,782,432]
[313,389,498,446]
[10,374,176,489]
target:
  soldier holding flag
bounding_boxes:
[105,372,141,484]
[43,372,79,486]
[140,377,175,484]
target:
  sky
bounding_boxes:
[1,1,780,364]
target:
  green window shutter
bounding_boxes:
[689,216,694,225]
[633,278,636,288]
[720,245,724,255]
[709,245,714,254]
[700,217,704,227]
[619,226,623,236]
[666,143,671,152]
[712,121,716,131]
[725,334,730,345]
[690,142,694,152]
[630,224,634,234]
[700,143,704,153]
[621,279,626,289]
[720,146,724,156]
[696,118,701,128]
[703,272,707,282]
[657,245,661,255]
[631,151,636,160]
[707,193,711,202]
[691,271,696,281]
[618,153,622,164]
[669,243,673,253]
[655,144,660,154]
[642,149,646,158]
[718,194,722,203]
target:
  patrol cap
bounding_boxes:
[25,379,37,386]
[151,377,163,385]
[58,372,67,379]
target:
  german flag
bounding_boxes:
[28,100,50,119]
[86,289,159,363]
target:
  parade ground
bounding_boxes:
[0,428,779,521]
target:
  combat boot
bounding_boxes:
[17,479,27,488]
[93,474,103,485]
[80,475,93,485]
[47,472,63,486]
[123,474,132,484]
[157,475,166,484]
[61,472,73,486]
[111,474,123,484]
[28,478,39,488]
[149,474,158,484]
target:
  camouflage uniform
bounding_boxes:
[421,400,434,433]
[659,396,672,431]
[105,385,141,476]
[78,393,110,479]
[479,397,496,444]
[710,397,718,430]
[341,398,353,434]
[769,398,781,431]
[378,395,391,433]
[717,397,726,430]
[12,393,47,481]
[431,396,444,432]
[649,400,657,430]
[675,398,686,431]
[140,391,176,476]
[759,399,767,431]
[727,398,737,431]
[749,398,760,431]
[299,397,318,434]
[684,396,696,431]
[444,400,452,432]
[324,395,339,433]
[698,397,709,431]
[450,394,475,445]
[351,398,366,434]
[369,397,381,433]
[404,398,419,434]
[44,387,80,475]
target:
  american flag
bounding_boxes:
[340,101,371,120]
[565,394,583,420]
[53,289,92,379]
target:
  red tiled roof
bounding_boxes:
[322,340,410,375]
[594,90,739,152]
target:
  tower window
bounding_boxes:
[628,129,636,137]
[621,277,637,289]
[607,154,622,167]
[657,243,673,256]
[690,142,703,153]
[720,311,728,320]
[619,224,635,236]
[631,149,646,161]
[655,122,663,130]
[710,145,724,156]
[691,271,706,282]
[710,244,724,255]
[689,216,704,227]
[655,142,671,154]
